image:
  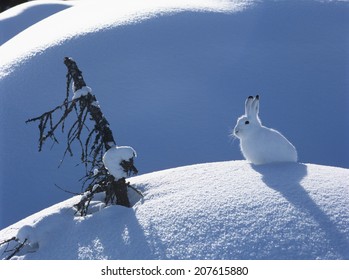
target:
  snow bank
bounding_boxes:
[0,0,250,77]
[1,161,348,260]
[0,0,348,232]
[0,0,75,45]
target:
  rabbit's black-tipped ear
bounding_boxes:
[245,96,254,116]
[251,95,260,117]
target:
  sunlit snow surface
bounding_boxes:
[1,161,348,259]
[0,0,74,45]
[0,0,250,77]
[0,0,348,259]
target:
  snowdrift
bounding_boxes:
[0,0,348,240]
[0,1,74,45]
[1,161,348,260]
[0,0,255,228]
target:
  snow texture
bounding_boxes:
[0,161,348,260]
[0,0,348,260]
[0,0,74,45]
[103,146,137,179]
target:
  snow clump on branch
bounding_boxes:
[16,225,39,252]
[103,146,137,179]
[72,86,93,100]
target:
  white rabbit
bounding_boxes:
[233,95,297,165]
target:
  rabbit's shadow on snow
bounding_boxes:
[252,162,349,259]
[252,163,309,210]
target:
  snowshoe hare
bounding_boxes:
[233,95,297,165]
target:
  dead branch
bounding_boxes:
[26,57,139,216]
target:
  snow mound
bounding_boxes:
[0,0,74,45]
[0,0,250,77]
[1,161,348,260]
[0,0,348,234]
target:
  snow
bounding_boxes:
[0,0,250,77]
[0,0,348,260]
[71,85,92,100]
[103,146,137,179]
[0,0,75,45]
[0,161,348,259]
[16,225,39,252]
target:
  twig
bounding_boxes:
[128,184,144,197]
[26,57,140,215]
[54,184,81,195]
[5,239,27,260]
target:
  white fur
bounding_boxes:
[233,95,297,165]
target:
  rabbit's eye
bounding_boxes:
[245,120,250,125]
